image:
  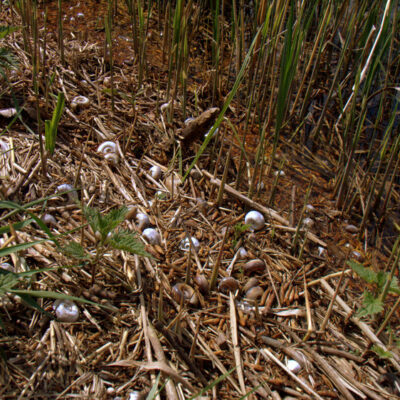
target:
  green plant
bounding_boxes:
[0,199,150,329]
[347,260,400,318]
[0,25,18,77]
[232,222,250,248]
[64,205,151,284]
[44,92,65,155]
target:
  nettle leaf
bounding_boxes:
[83,205,101,233]
[0,270,20,294]
[347,260,378,284]
[358,291,383,317]
[83,206,128,240]
[389,276,400,295]
[371,345,393,359]
[63,241,90,260]
[109,230,152,258]
[102,206,128,232]
[376,271,387,290]
[0,25,19,40]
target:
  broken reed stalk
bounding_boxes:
[216,143,232,207]
[320,264,347,332]
[291,179,312,252]
[105,2,115,112]
[57,0,64,64]
[209,226,229,291]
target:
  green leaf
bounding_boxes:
[347,260,378,284]
[109,230,152,258]
[0,238,49,257]
[0,218,35,235]
[0,270,20,294]
[45,92,65,155]
[84,206,128,241]
[146,372,161,400]
[0,25,19,39]
[62,241,90,260]
[376,271,387,290]
[371,345,393,359]
[358,291,383,317]
[389,277,400,295]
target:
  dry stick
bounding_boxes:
[185,316,242,394]
[275,322,357,400]
[153,320,208,387]
[260,336,313,371]
[147,321,180,400]
[302,273,314,342]
[320,279,400,373]
[306,269,351,288]
[229,292,246,395]
[209,226,229,290]
[136,258,161,400]
[320,264,347,332]
[104,164,135,203]
[202,170,326,247]
[6,153,40,197]
[216,143,232,206]
[260,348,325,400]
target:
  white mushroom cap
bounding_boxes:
[53,299,79,322]
[149,165,162,181]
[286,359,301,374]
[142,228,161,246]
[245,210,265,231]
[180,237,200,252]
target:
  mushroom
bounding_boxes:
[242,277,258,293]
[193,275,209,293]
[71,95,90,111]
[172,283,198,305]
[286,359,301,374]
[245,286,264,300]
[244,210,265,231]
[180,237,200,253]
[302,217,314,228]
[104,152,119,165]
[0,108,17,118]
[306,204,316,213]
[53,299,79,322]
[243,259,265,274]
[238,247,248,259]
[317,246,326,257]
[136,213,150,232]
[142,228,161,245]
[56,184,78,202]
[149,165,162,181]
[97,141,117,154]
[218,277,239,293]
[42,213,57,226]
[345,224,358,234]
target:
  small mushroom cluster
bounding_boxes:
[97,141,119,165]
[218,258,266,302]
[126,206,161,246]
